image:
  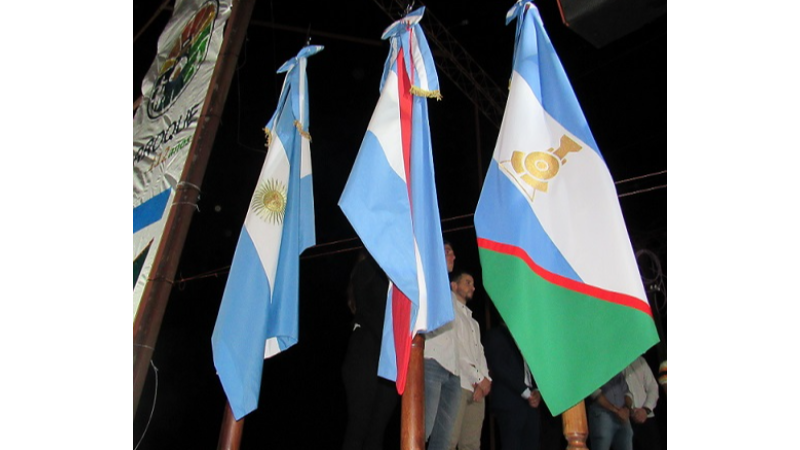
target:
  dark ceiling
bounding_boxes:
[133,1,666,448]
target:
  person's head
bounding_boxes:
[444,241,455,273]
[449,269,475,304]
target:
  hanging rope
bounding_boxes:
[133,0,173,44]
[133,352,159,450]
[615,169,666,185]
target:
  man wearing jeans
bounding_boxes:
[423,242,461,450]
[588,371,633,450]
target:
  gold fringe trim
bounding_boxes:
[263,127,272,148]
[410,85,443,101]
[264,122,312,147]
[294,120,312,142]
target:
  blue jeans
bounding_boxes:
[424,358,461,450]
[588,403,633,450]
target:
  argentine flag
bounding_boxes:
[211,45,322,420]
[339,7,453,394]
[474,2,659,415]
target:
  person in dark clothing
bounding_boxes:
[484,323,542,450]
[341,252,399,450]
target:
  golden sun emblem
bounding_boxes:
[501,134,582,202]
[251,179,287,224]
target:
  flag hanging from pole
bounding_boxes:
[211,45,322,420]
[133,0,232,320]
[474,1,659,415]
[338,7,453,394]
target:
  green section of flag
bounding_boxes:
[479,247,659,415]
[134,241,153,289]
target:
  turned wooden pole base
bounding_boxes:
[562,400,589,450]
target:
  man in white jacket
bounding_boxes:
[448,269,491,450]
[623,356,661,450]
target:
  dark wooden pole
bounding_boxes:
[401,334,426,450]
[133,0,256,417]
[562,400,589,450]
[216,401,245,450]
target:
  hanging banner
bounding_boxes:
[133,0,231,320]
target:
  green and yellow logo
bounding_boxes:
[146,1,218,119]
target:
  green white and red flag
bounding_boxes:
[474,1,659,415]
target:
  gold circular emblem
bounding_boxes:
[251,179,287,224]
[524,152,560,180]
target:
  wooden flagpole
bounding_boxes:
[562,400,589,449]
[401,334,426,450]
[133,0,256,417]
[217,401,245,450]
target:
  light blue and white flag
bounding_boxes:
[338,7,453,394]
[473,2,658,415]
[211,45,322,420]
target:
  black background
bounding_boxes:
[133,1,666,448]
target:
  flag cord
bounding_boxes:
[169,181,666,282]
[614,170,666,185]
[172,181,202,212]
[176,181,202,192]
[133,356,159,450]
[171,201,200,212]
[147,274,174,285]
[617,184,666,198]
[133,0,172,45]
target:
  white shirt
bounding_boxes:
[423,296,459,376]
[623,356,659,418]
[453,293,490,391]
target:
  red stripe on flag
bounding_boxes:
[477,237,653,317]
[391,41,415,394]
[391,287,413,394]
[398,43,413,199]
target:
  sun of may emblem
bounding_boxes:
[503,134,582,201]
[251,179,287,224]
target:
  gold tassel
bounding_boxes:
[294,120,312,142]
[410,85,443,101]
[263,126,272,148]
